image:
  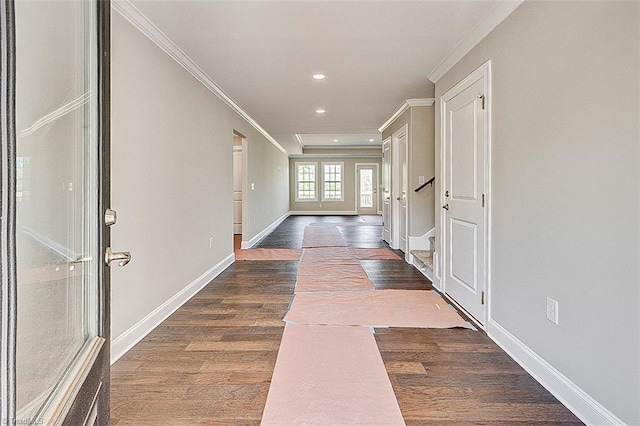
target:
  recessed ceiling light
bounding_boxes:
[369,139,375,142]
[333,139,339,142]
[313,74,325,80]
[316,109,326,114]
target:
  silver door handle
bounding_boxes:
[105,247,131,267]
[443,204,449,210]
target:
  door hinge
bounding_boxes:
[478,94,485,110]
[482,193,485,207]
[481,291,485,305]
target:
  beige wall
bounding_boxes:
[382,106,436,237]
[289,156,382,214]
[435,2,639,423]
[110,14,289,342]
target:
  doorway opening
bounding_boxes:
[232,132,246,252]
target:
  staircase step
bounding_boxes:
[410,250,433,270]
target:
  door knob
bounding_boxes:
[396,197,401,201]
[105,247,131,267]
[443,204,450,210]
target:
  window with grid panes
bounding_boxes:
[322,162,343,201]
[295,162,317,201]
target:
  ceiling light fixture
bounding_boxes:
[369,139,375,142]
[333,139,339,142]
[316,109,326,114]
[313,74,325,80]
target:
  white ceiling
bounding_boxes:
[130,0,503,153]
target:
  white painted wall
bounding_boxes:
[435,2,639,424]
[110,14,289,349]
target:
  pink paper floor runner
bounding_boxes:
[285,289,473,329]
[235,248,302,261]
[261,324,405,426]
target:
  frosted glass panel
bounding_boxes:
[15,0,98,418]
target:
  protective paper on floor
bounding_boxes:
[350,247,402,260]
[301,247,359,265]
[234,248,302,261]
[285,290,473,329]
[301,225,348,248]
[261,324,405,426]
[296,262,374,293]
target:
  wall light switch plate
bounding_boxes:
[546,297,559,325]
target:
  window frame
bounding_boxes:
[321,161,344,202]
[294,161,318,202]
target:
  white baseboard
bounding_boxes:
[289,210,357,216]
[241,212,290,249]
[110,253,235,364]
[413,262,433,281]
[487,319,626,426]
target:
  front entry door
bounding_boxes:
[441,63,490,325]
[356,164,378,215]
[381,139,391,244]
[2,1,121,424]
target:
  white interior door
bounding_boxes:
[381,139,391,244]
[392,126,408,253]
[232,147,243,234]
[441,65,489,324]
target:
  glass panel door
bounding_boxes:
[357,165,377,215]
[14,0,100,420]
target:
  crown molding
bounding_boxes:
[427,0,525,83]
[290,153,382,159]
[304,145,381,151]
[293,134,305,149]
[378,98,435,133]
[111,0,286,154]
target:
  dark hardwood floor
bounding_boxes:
[110,215,582,425]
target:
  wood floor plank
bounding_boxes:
[111,215,582,424]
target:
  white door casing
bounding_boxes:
[382,138,392,244]
[440,61,491,326]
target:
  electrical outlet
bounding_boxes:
[319,203,322,207]
[251,183,255,190]
[209,237,214,249]
[546,297,559,325]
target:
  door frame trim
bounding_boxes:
[354,163,380,215]
[381,137,392,245]
[1,0,17,422]
[391,124,408,253]
[438,60,492,328]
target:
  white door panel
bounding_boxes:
[442,68,489,325]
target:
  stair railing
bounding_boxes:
[414,176,435,192]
